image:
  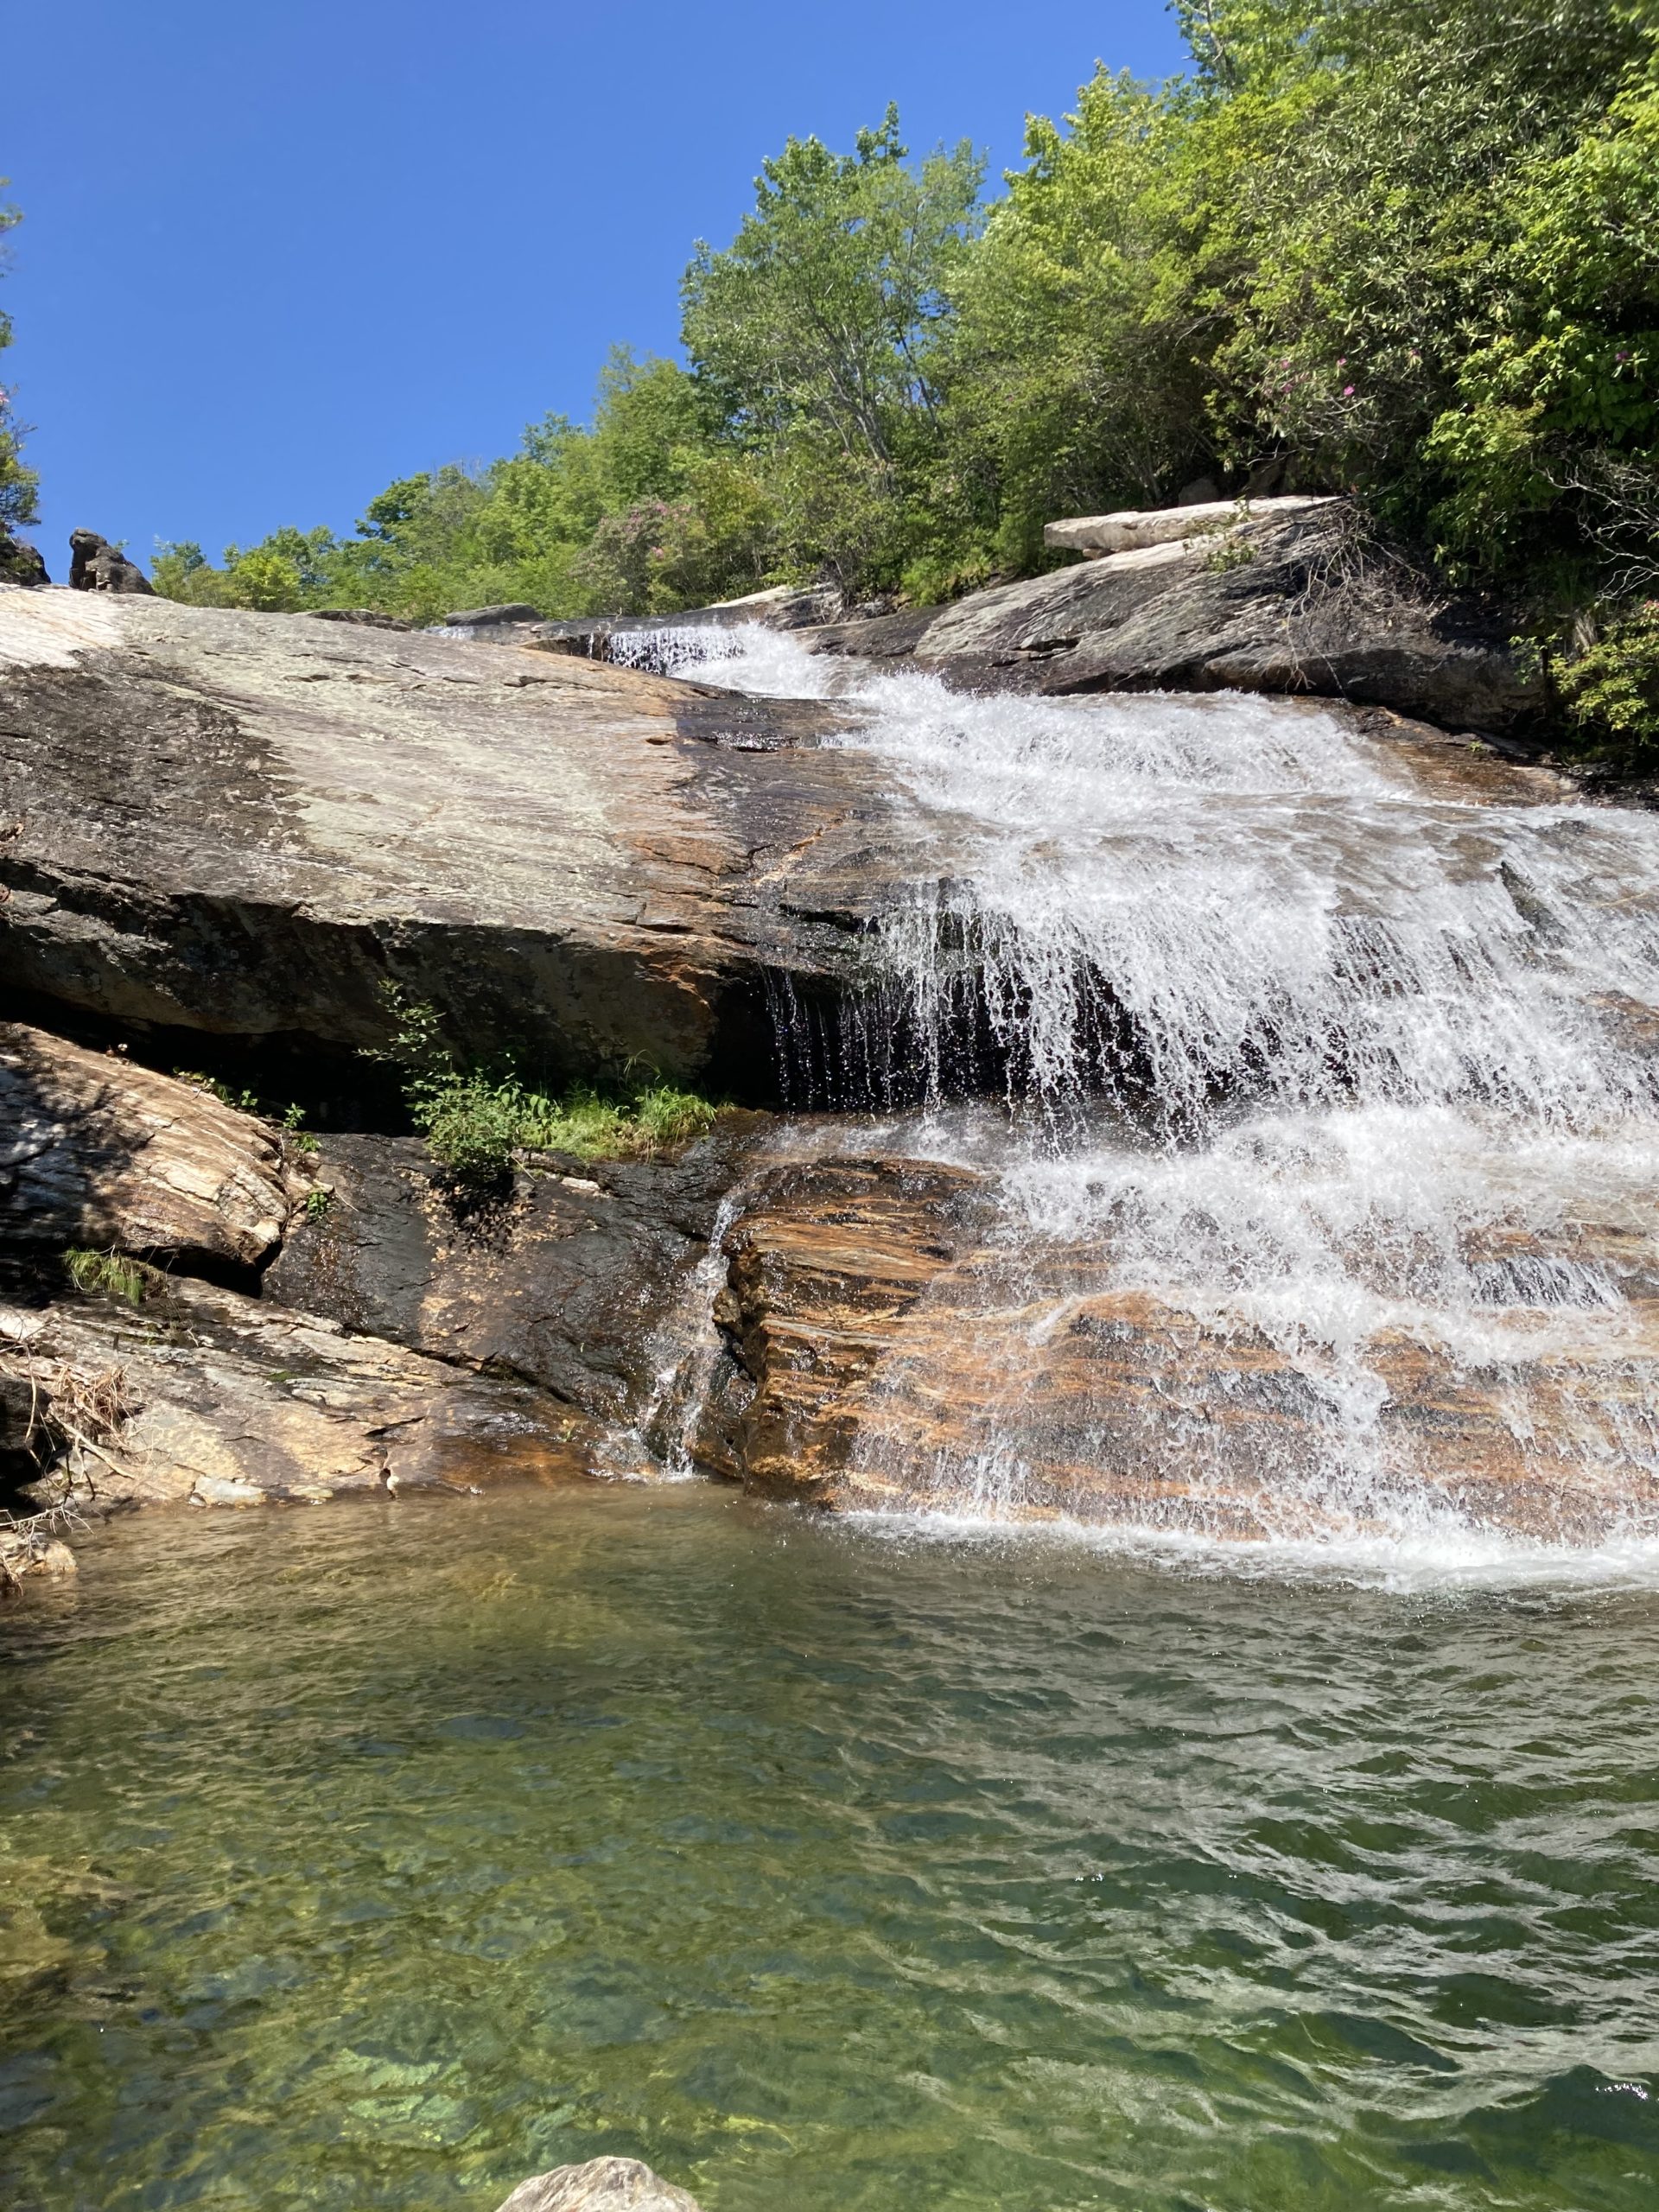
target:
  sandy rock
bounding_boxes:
[494,2156,702,2212]
[0,1022,302,1270]
[0,1274,589,1510]
[0,589,927,1088]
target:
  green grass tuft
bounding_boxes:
[65,1249,150,1306]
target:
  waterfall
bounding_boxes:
[649,624,1659,1557]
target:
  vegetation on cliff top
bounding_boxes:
[0,181,37,538]
[3,0,1649,753]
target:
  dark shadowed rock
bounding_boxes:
[0,536,48,587]
[494,2157,702,2212]
[0,1021,304,1271]
[306,607,417,632]
[265,1121,763,1422]
[67,531,156,595]
[811,502,1537,737]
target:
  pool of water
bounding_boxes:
[3,1484,1657,2212]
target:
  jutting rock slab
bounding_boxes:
[0,587,933,1089]
[0,1273,589,1510]
[0,1021,304,1271]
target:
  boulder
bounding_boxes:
[264,1120,763,1424]
[306,607,417,632]
[494,2158,702,2212]
[1042,493,1339,556]
[0,1272,590,1510]
[811,501,1537,737]
[67,531,156,595]
[694,1154,1659,1541]
[0,1021,304,1271]
[0,588,939,1090]
[0,534,48,587]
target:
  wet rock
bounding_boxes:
[494,2157,702,2212]
[265,1121,763,1423]
[0,1274,589,1510]
[0,1522,77,1586]
[67,531,156,595]
[695,1155,1659,1540]
[693,1154,991,1497]
[811,501,1536,738]
[0,589,932,1088]
[0,1021,305,1271]
[0,534,48,587]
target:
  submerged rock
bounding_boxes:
[0,589,925,1090]
[494,2157,702,2212]
[0,1021,305,1273]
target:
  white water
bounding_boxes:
[626,624,1659,1568]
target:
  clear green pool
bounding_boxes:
[2,1485,1656,2211]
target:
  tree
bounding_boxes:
[682,106,984,588]
[0,182,38,536]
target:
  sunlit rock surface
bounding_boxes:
[0,1275,588,1509]
[691,1152,1659,1543]
[0,588,934,1089]
[0,1021,305,1270]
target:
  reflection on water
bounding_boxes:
[3,1488,1656,2211]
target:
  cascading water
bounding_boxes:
[634,622,1659,1562]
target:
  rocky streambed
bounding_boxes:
[4,542,1659,1571]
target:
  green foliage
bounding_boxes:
[1557,601,1659,766]
[305,1186,334,1220]
[174,1071,316,1150]
[148,6,1658,670]
[0,181,37,534]
[65,1249,149,1306]
[372,987,718,1187]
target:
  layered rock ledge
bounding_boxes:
[0,587,937,1090]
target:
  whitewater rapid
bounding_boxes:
[614,622,1659,1573]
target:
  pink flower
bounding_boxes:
[1343,385,1356,397]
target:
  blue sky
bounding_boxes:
[9,3,1185,578]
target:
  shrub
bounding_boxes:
[1558,602,1659,770]
[372,988,719,1187]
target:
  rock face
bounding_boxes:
[0,1273,589,1510]
[694,1155,1659,1540]
[812,501,1535,737]
[0,1022,303,1272]
[0,535,48,587]
[67,531,156,595]
[265,1122,761,1423]
[0,588,936,1090]
[494,2158,702,2212]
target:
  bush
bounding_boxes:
[65,1249,150,1305]
[1558,602,1659,769]
[373,988,719,1188]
